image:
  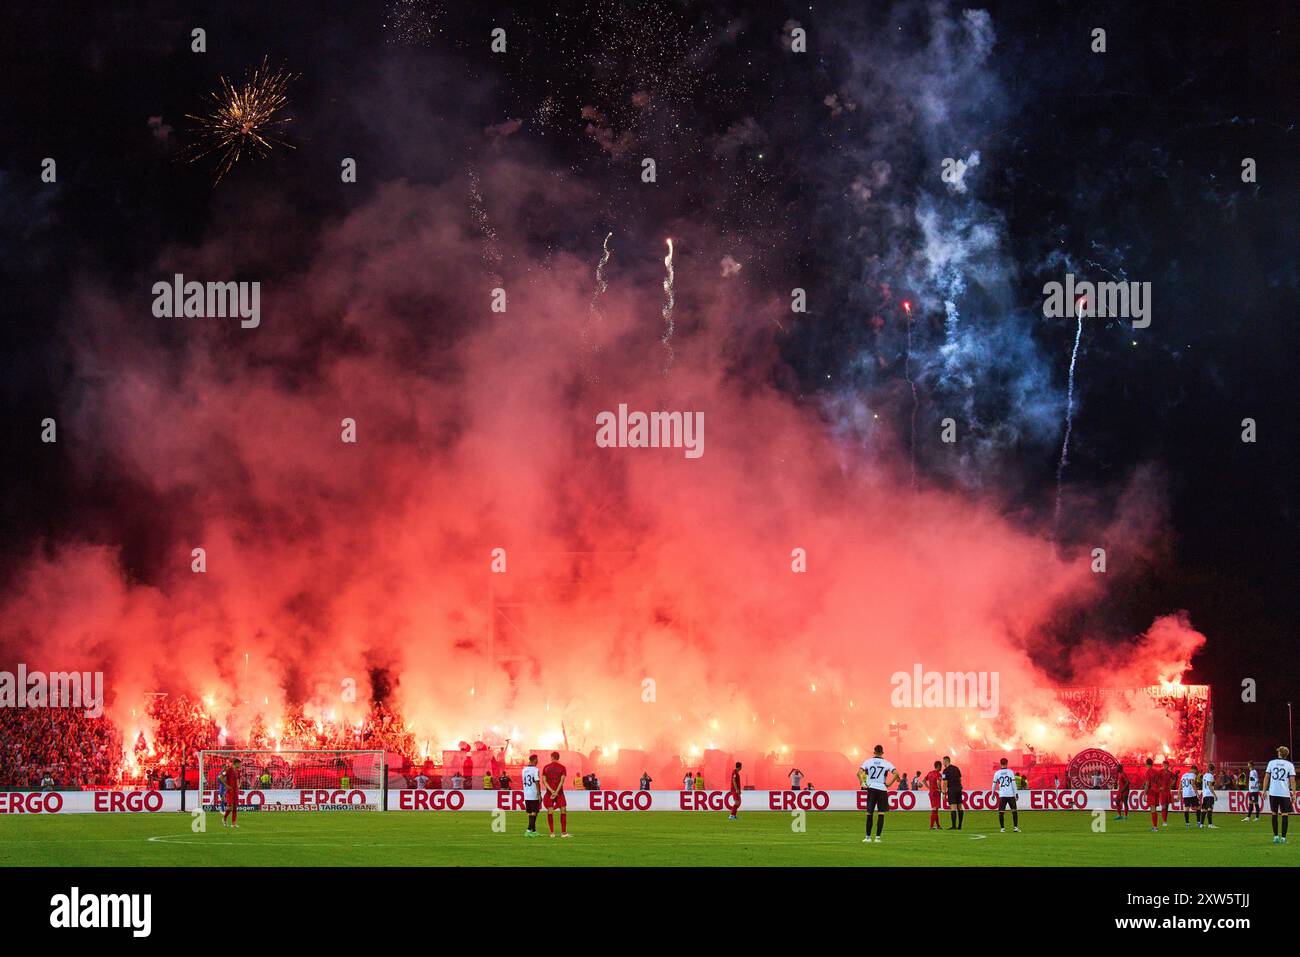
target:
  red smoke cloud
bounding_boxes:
[1,158,1205,770]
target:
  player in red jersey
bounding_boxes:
[221,758,241,829]
[923,760,943,830]
[1144,757,1172,830]
[727,761,743,821]
[541,751,570,838]
[1114,767,1131,821]
[1158,766,1174,825]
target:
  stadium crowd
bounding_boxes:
[0,706,122,789]
[0,686,1217,793]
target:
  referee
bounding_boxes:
[941,755,965,830]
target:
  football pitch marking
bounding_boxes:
[146,835,432,848]
[0,813,1284,867]
[146,833,982,851]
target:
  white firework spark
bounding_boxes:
[903,300,917,490]
[382,0,445,45]
[595,231,612,302]
[581,231,613,383]
[1055,296,1086,527]
[661,238,675,375]
[468,168,503,285]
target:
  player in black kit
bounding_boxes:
[942,755,965,830]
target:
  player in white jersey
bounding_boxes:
[860,744,901,843]
[521,754,542,837]
[1265,745,1296,844]
[1198,763,1217,828]
[992,757,1020,832]
[1179,765,1199,827]
[1243,762,1262,822]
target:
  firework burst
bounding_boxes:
[185,57,297,183]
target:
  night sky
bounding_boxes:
[0,1,1296,758]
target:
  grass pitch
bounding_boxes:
[0,810,1289,867]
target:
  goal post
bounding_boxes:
[198,750,386,811]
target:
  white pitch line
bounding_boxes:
[146,835,431,848]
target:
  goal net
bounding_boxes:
[198,750,385,810]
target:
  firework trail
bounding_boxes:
[185,57,296,184]
[468,168,503,286]
[660,238,675,375]
[1055,296,1086,526]
[580,231,613,383]
[594,232,612,304]
[903,300,917,490]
